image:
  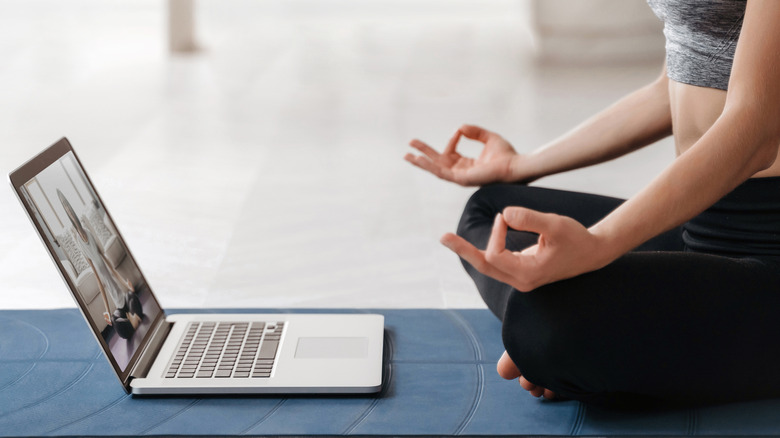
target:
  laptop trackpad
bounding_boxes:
[295,337,368,359]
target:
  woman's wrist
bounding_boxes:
[506,153,539,183]
[588,219,639,268]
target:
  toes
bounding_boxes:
[498,351,558,400]
[520,376,557,399]
[518,376,536,391]
[496,351,522,380]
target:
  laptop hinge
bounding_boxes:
[129,317,173,380]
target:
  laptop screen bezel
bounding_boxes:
[8,137,167,392]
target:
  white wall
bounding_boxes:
[525,0,665,64]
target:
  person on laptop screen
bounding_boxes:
[57,189,143,339]
[16,151,162,371]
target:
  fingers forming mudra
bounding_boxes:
[405,128,469,184]
[404,124,520,186]
[440,210,549,292]
[441,207,609,292]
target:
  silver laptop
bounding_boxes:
[9,138,384,395]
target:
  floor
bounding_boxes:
[0,0,672,310]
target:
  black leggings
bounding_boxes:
[457,184,780,407]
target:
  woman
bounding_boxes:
[57,190,143,340]
[405,0,780,407]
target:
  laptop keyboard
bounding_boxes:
[164,321,284,379]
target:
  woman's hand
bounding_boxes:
[441,207,615,292]
[405,125,527,186]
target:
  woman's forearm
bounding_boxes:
[440,105,777,293]
[589,105,779,265]
[589,0,780,263]
[512,70,673,182]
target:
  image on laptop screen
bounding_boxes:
[17,150,161,372]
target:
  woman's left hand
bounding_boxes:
[441,207,613,292]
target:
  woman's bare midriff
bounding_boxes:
[669,79,780,178]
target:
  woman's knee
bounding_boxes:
[502,290,564,382]
[457,184,531,241]
[499,281,663,407]
[500,283,598,399]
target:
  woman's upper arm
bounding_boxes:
[725,0,780,140]
[655,60,669,88]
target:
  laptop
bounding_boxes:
[8,137,384,395]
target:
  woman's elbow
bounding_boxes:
[753,141,780,173]
[723,102,780,174]
[751,115,780,172]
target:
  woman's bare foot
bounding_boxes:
[497,350,558,400]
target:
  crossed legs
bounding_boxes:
[457,184,780,406]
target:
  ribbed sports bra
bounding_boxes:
[647,0,747,91]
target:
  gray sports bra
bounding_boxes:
[647,0,747,90]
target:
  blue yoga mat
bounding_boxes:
[1,308,779,436]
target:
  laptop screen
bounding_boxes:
[10,139,163,385]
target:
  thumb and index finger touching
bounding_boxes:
[409,124,492,155]
[483,211,544,279]
[501,207,556,236]
[437,124,493,155]
[440,207,554,286]
[440,208,553,264]
[458,124,493,144]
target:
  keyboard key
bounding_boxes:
[258,340,279,359]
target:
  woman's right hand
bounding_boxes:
[405,124,527,186]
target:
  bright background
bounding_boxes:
[0,0,673,310]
